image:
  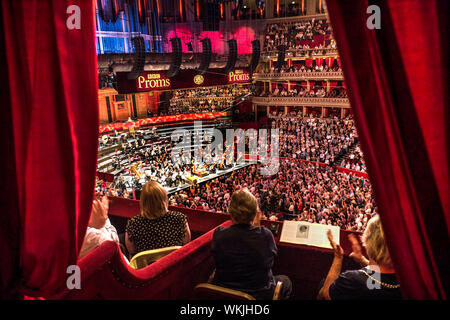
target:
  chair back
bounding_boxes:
[129,246,181,270]
[193,281,283,300]
[194,283,256,300]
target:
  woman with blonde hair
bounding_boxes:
[125,181,191,257]
[317,215,401,300]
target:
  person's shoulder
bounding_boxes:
[128,214,143,225]
[257,225,274,237]
[338,269,367,282]
[212,225,230,239]
[329,269,368,300]
[167,210,187,220]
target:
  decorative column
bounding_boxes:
[266,0,274,18]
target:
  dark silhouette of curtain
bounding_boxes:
[326,0,449,299]
[0,0,99,298]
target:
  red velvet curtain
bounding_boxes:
[327,0,449,299]
[0,0,99,298]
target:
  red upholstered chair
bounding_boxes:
[50,220,232,300]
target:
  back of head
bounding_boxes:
[228,188,258,224]
[140,181,168,219]
[362,215,393,269]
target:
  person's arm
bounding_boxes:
[125,232,136,258]
[183,221,191,245]
[89,196,108,229]
[317,230,344,300]
[348,233,369,266]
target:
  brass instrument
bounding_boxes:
[129,126,135,138]
[130,162,143,179]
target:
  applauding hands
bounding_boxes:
[327,229,344,259]
[348,233,369,266]
[88,194,109,229]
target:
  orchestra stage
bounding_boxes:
[118,162,252,196]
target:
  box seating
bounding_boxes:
[51,197,362,300]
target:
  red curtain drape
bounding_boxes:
[327,0,449,299]
[0,0,99,298]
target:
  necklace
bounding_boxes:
[361,270,401,289]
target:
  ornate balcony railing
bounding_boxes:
[253,71,344,81]
[264,13,328,24]
[252,96,350,108]
[170,96,237,102]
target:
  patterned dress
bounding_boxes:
[126,211,187,254]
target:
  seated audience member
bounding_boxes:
[317,215,402,300]
[211,188,292,300]
[79,194,120,259]
[125,181,191,257]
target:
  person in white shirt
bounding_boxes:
[79,195,120,259]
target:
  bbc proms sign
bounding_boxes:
[115,68,252,94]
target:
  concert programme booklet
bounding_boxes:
[279,221,340,249]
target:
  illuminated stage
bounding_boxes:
[118,162,251,196]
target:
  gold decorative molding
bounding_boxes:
[252,96,350,108]
[253,71,344,81]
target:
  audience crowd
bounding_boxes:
[160,85,251,116]
[266,61,341,74]
[264,19,333,52]
[259,85,347,98]
[99,113,369,231]
[170,159,376,231]
[339,145,367,173]
[273,115,357,164]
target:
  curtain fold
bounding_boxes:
[0,0,98,297]
[326,0,449,299]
